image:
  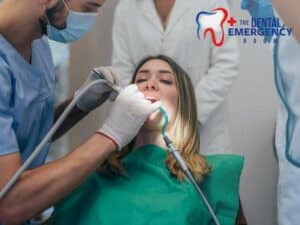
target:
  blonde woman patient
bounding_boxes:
[46,55,244,225]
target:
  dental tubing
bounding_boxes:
[159,106,169,136]
[159,106,221,225]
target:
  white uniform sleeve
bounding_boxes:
[0,60,19,155]
[111,0,136,86]
[195,0,239,124]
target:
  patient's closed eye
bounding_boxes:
[135,69,174,85]
[158,72,174,85]
[159,79,173,85]
[135,70,149,83]
[136,78,147,83]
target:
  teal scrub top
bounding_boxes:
[51,145,244,225]
[0,35,55,169]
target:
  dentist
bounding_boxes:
[0,0,160,224]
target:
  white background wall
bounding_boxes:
[229,2,279,225]
[64,1,279,224]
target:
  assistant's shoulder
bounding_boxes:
[114,0,138,16]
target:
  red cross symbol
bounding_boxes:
[227,17,237,26]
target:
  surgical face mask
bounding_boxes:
[46,0,98,43]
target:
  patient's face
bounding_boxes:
[134,59,178,129]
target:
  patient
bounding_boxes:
[48,55,244,225]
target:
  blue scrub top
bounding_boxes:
[0,35,55,169]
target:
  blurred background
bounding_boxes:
[48,1,279,224]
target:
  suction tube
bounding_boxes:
[159,106,221,225]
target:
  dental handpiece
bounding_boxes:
[92,68,122,100]
[159,107,221,225]
[0,78,116,200]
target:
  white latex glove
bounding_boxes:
[98,84,161,150]
[76,67,122,112]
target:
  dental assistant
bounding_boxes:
[241,0,300,224]
[0,0,160,224]
[112,0,239,155]
[273,1,300,224]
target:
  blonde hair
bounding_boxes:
[98,55,210,181]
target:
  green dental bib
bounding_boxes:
[50,145,244,225]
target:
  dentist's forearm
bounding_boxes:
[272,0,300,43]
[0,134,116,225]
[53,98,88,141]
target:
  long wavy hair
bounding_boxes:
[98,55,210,181]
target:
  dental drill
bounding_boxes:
[0,69,121,200]
[159,107,221,225]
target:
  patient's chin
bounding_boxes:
[143,113,163,131]
[147,110,162,122]
[144,121,162,131]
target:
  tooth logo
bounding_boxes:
[196,8,229,47]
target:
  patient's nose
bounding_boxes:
[145,78,159,91]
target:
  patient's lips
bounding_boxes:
[144,96,162,122]
[149,99,157,103]
[145,96,159,104]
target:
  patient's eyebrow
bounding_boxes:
[137,69,150,74]
[137,69,173,76]
[158,70,173,74]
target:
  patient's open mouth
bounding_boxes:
[145,96,159,103]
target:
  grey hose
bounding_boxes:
[163,135,221,225]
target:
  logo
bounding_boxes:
[229,17,293,44]
[196,8,229,47]
[196,8,293,46]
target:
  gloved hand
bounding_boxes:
[97,84,161,150]
[76,67,122,112]
[241,0,275,42]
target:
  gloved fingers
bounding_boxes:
[108,90,120,102]
[80,80,113,96]
[92,66,121,85]
[241,0,273,11]
[109,68,122,86]
[122,84,138,94]
[115,84,139,101]
[241,0,249,9]
[97,84,161,150]
[147,101,162,114]
[240,0,275,43]
[129,98,161,118]
[75,80,113,112]
[138,100,162,116]
[134,92,145,100]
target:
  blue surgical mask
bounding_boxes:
[47,0,98,43]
